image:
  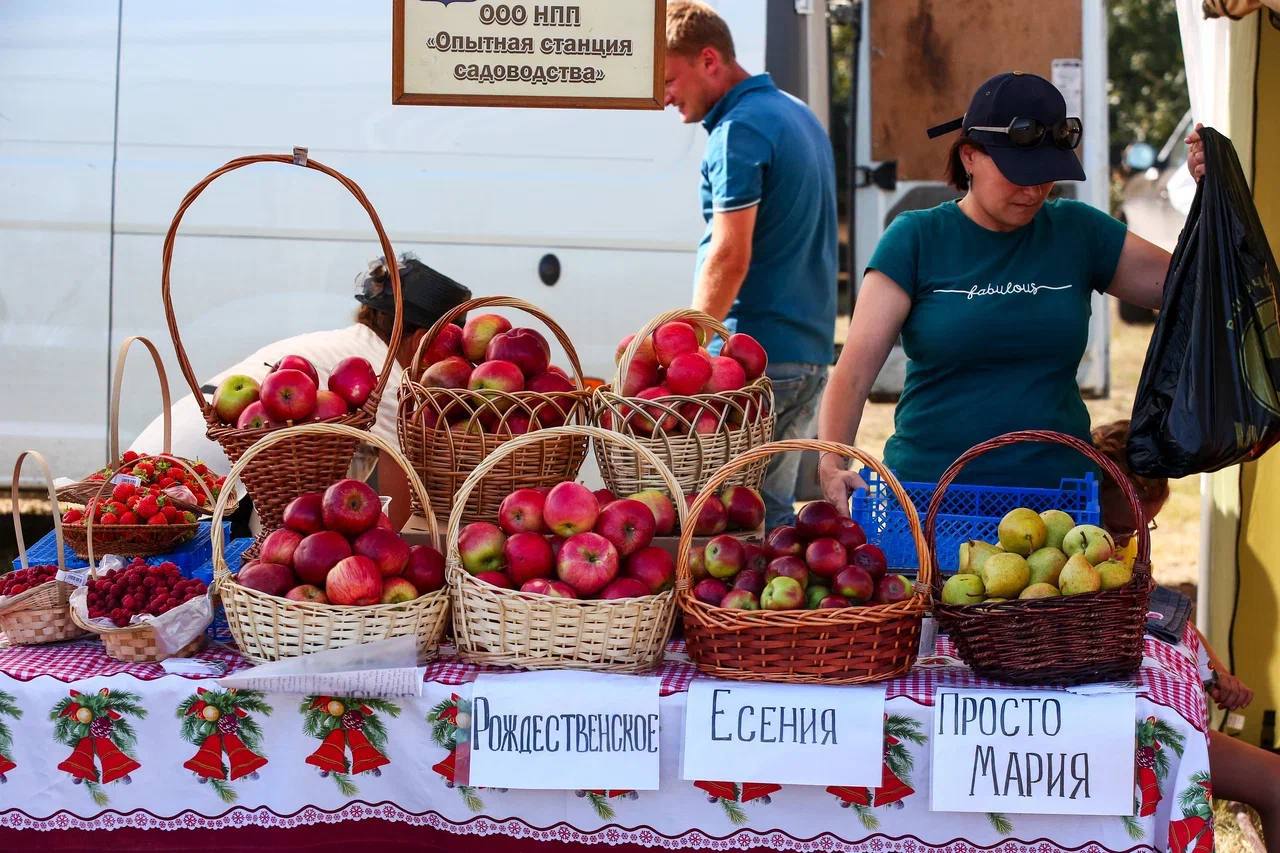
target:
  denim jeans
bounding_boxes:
[761,361,828,529]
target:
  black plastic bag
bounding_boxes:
[1128,126,1280,478]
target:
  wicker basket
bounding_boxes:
[448,425,686,671]
[398,296,590,524]
[212,422,450,663]
[0,451,88,646]
[678,440,935,684]
[162,150,404,532]
[926,430,1154,686]
[594,309,775,497]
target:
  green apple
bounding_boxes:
[760,576,805,610]
[941,574,985,605]
[213,374,260,424]
[1062,524,1115,564]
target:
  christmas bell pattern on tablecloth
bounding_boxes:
[693,780,782,826]
[826,713,926,830]
[177,687,271,804]
[301,695,400,796]
[49,687,146,806]
[1168,771,1214,853]
[427,692,492,812]
[0,689,20,782]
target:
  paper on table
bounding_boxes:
[217,635,426,697]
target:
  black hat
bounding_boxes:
[354,255,472,329]
[927,72,1085,186]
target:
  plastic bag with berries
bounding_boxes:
[70,556,213,656]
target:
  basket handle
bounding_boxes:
[161,152,402,428]
[109,336,172,465]
[922,429,1152,596]
[444,425,689,562]
[84,454,215,575]
[408,295,586,387]
[674,439,935,600]
[12,451,66,573]
[209,422,440,586]
[611,309,730,392]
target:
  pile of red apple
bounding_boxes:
[211,353,378,429]
[688,500,914,611]
[235,478,446,606]
[85,559,208,627]
[414,314,576,434]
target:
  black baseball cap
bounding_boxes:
[926,72,1085,186]
[355,255,472,329]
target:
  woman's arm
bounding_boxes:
[817,271,911,506]
[1105,230,1173,311]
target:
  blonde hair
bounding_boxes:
[666,0,735,60]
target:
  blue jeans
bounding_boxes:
[761,362,828,529]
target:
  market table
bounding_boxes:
[0,624,1212,853]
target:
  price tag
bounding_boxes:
[931,689,1136,816]
[467,671,661,790]
[682,681,885,787]
[55,567,90,587]
[111,474,142,487]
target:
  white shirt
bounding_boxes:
[129,324,403,475]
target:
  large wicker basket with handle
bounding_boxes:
[0,451,88,646]
[398,296,590,524]
[926,430,1153,686]
[212,422,450,663]
[448,425,687,672]
[678,440,934,684]
[594,309,774,497]
[162,150,403,532]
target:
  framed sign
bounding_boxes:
[393,0,666,109]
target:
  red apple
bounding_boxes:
[292,531,352,585]
[260,528,303,568]
[614,333,658,367]
[486,328,550,378]
[767,525,804,557]
[285,584,328,604]
[600,577,651,600]
[732,567,765,595]
[804,538,848,579]
[499,414,532,435]
[313,390,349,422]
[283,493,325,534]
[551,535,568,562]
[376,512,395,531]
[381,576,420,604]
[632,386,678,435]
[271,354,319,386]
[556,531,619,596]
[213,374,260,425]
[721,333,767,381]
[849,543,888,583]
[691,410,722,435]
[457,522,506,575]
[623,546,676,593]
[689,545,708,582]
[819,595,851,609]
[328,356,377,408]
[692,577,730,606]
[686,493,728,536]
[527,370,575,394]
[421,322,464,366]
[876,573,914,604]
[652,321,699,367]
[325,555,382,605]
[520,578,577,599]
[504,531,555,585]
[543,482,599,537]
[626,490,676,535]
[721,486,765,531]
[475,571,513,589]
[469,360,524,394]
[403,544,446,594]
[236,400,277,431]
[704,356,747,393]
[237,561,296,597]
[321,478,381,536]
[704,534,745,579]
[796,501,843,540]
[498,488,546,534]
[423,355,473,389]
[766,555,809,590]
[354,527,411,577]
[665,351,713,396]
[462,313,513,363]
[761,576,806,610]
[720,588,759,610]
[833,518,868,552]
[593,488,617,509]
[595,498,656,557]
[833,565,874,604]
[742,542,770,574]
[620,358,661,398]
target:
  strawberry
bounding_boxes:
[119,511,139,526]
[112,482,135,502]
[134,461,155,477]
[100,513,119,526]
[157,476,174,488]
[135,495,159,519]
[162,505,179,522]
[182,511,197,524]
[147,513,168,526]
[193,462,208,475]
[62,508,84,524]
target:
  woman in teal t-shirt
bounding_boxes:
[818,71,1206,501]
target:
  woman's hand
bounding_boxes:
[1210,670,1254,711]
[820,459,867,509]
[1186,122,1206,180]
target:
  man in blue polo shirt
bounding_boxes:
[665,1,838,526]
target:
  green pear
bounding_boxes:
[979,552,1031,598]
[983,597,1010,603]
[1040,509,1076,551]
[958,540,999,575]
[1019,582,1061,599]
[1058,553,1102,595]
[1062,524,1115,564]
[997,508,1047,556]
[1095,559,1133,591]
[942,574,986,605]
[1026,547,1068,587]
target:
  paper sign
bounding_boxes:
[1052,58,1084,119]
[217,636,426,697]
[931,689,1136,816]
[468,671,661,790]
[681,681,886,787]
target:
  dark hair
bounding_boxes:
[354,302,424,345]
[945,136,988,191]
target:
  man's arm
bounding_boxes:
[692,205,757,321]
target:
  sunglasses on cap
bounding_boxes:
[929,115,1082,150]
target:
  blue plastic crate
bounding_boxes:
[12,521,232,580]
[849,469,1099,573]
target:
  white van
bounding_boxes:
[2,0,830,484]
